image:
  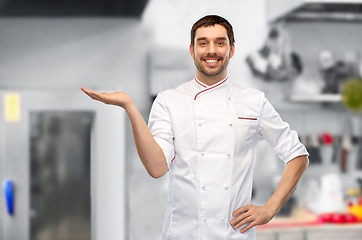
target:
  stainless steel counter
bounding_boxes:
[256,223,362,240]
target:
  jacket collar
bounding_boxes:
[194,76,208,90]
[193,76,229,100]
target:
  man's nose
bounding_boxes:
[207,43,217,55]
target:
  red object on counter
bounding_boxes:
[318,213,334,223]
[331,213,346,223]
[320,132,333,145]
[317,213,355,224]
[345,214,358,223]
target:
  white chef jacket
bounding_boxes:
[148,76,309,240]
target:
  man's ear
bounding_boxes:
[189,44,195,60]
[229,43,235,59]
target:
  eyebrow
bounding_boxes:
[196,37,228,42]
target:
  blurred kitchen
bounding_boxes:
[1,0,362,240]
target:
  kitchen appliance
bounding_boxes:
[0,90,126,240]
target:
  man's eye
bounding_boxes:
[200,42,207,46]
[217,42,224,45]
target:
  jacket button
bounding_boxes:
[201,152,204,155]
[225,185,228,190]
[229,123,232,126]
[202,185,206,189]
[203,217,207,221]
[228,97,231,100]
[221,217,225,220]
[198,123,202,126]
[227,153,230,156]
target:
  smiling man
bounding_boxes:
[190,21,234,84]
[82,15,309,240]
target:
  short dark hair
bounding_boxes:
[191,15,235,47]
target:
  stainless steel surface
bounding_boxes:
[256,224,362,240]
[0,90,127,240]
[29,111,92,240]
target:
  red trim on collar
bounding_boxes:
[194,77,207,88]
[194,77,229,100]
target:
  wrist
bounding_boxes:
[124,101,136,113]
[264,201,279,217]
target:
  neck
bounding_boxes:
[195,72,228,86]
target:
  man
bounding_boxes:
[82,15,309,240]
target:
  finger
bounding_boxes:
[230,212,249,226]
[232,216,253,230]
[100,92,112,98]
[81,87,98,96]
[81,89,119,106]
[81,87,95,96]
[81,88,101,97]
[85,92,108,104]
[81,88,110,105]
[233,205,250,217]
[81,87,91,96]
[85,91,102,100]
[240,221,256,233]
[82,89,104,100]
[91,91,106,99]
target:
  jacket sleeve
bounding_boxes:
[258,94,309,164]
[148,93,175,169]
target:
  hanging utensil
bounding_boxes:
[308,134,322,164]
[340,119,353,173]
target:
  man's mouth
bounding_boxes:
[204,59,220,64]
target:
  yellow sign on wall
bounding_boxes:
[5,93,20,122]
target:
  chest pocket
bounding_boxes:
[235,115,259,149]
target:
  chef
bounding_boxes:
[82,15,309,240]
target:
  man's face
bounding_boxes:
[190,24,235,80]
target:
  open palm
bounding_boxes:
[81,87,133,109]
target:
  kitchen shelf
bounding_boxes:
[268,0,362,22]
[305,0,362,3]
[289,94,342,102]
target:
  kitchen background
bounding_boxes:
[1,0,362,240]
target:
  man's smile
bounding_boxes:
[205,59,219,63]
[204,58,221,66]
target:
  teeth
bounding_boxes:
[205,59,218,63]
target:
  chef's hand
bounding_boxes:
[230,156,309,233]
[230,204,275,233]
[81,87,167,178]
[81,87,133,110]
